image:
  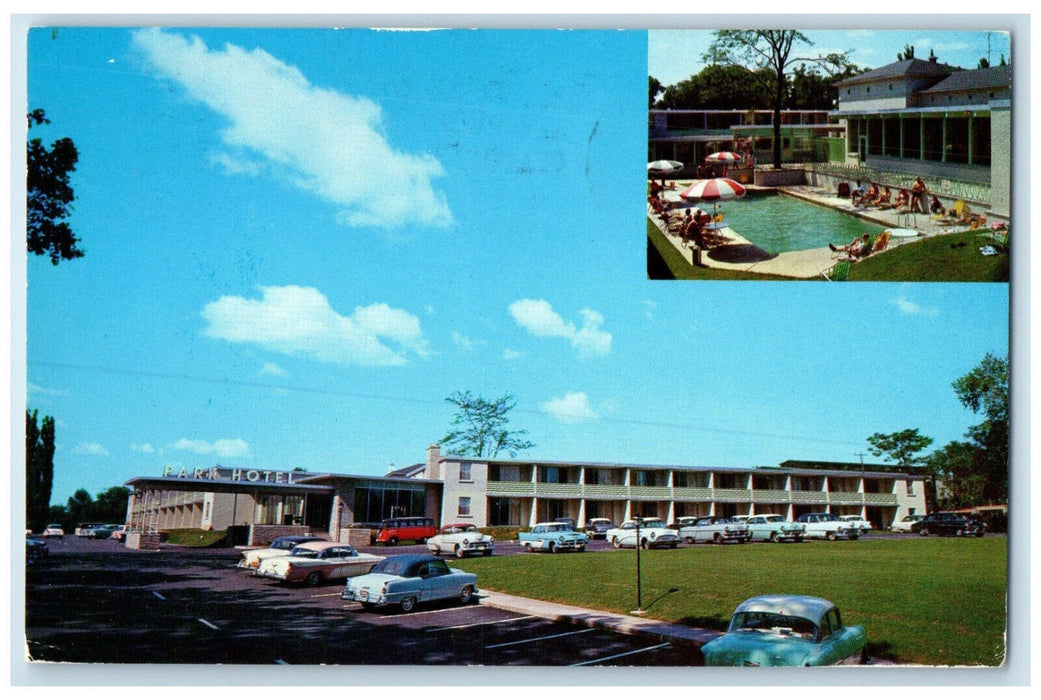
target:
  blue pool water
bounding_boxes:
[711,192,877,255]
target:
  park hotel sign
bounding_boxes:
[162,465,301,484]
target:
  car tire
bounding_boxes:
[483,549,493,556]
[827,532,837,541]
[918,528,928,537]
[400,596,417,613]
[430,547,440,555]
[794,536,804,543]
[712,533,721,544]
[524,542,533,552]
[768,532,778,543]
[455,545,465,558]
[360,602,377,611]
[459,585,474,605]
[684,536,695,544]
[612,537,621,549]
[670,542,678,549]
[304,571,322,587]
[388,537,398,547]
[577,544,586,552]
[955,529,964,537]
[640,539,650,550]
[547,541,556,553]
[850,534,859,540]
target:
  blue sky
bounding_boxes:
[23,27,1008,505]
[649,29,1013,87]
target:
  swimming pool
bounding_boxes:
[712,192,876,255]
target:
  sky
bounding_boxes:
[21,26,1010,506]
[649,29,1013,87]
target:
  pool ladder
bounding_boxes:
[901,212,918,230]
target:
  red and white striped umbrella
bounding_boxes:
[679,177,746,202]
[705,151,742,163]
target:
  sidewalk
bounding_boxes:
[479,588,722,645]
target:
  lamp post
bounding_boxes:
[631,515,644,615]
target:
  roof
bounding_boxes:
[834,58,955,87]
[386,463,426,478]
[920,65,1012,93]
[733,595,836,622]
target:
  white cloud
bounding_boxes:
[541,392,599,424]
[132,28,452,230]
[260,362,288,377]
[171,438,251,459]
[202,285,428,366]
[72,442,110,457]
[131,443,156,454]
[503,349,522,360]
[508,299,611,357]
[893,295,939,318]
[28,382,68,397]
[451,332,474,351]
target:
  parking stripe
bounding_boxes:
[569,642,672,666]
[485,627,595,649]
[151,591,166,601]
[428,615,537,632]
[309,592,343,598]
[197,618,220,630]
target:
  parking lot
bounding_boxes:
[25,536,702,666]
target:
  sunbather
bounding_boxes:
[929,196,946,216]
[870,186,892,207]
[856,183,879,207]
[829,233,872,259]
[910,176,929,213]
[885,188,910,211]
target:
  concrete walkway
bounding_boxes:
[480,588,721,645]
[651,183,992,279]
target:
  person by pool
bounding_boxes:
[829,233,872,259]
[910,176,929,213]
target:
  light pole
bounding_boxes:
[631,515,644,615]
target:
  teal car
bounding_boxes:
[701,595,866,666]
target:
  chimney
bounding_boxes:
[426,444,442,480]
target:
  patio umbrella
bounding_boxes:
[704,151,741,177]
[647,160,683,176]
[884,228,921,238]
[679,177,746,220]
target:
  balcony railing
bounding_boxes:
[864,493,900,506]
[672,487,713,501]
[751,489,791,503]
[808,162,991,204]
[790,490,830,504]
[487,481,534,496]
[713,488,752,502]
[534,483,584,498]
[828,492,865,505]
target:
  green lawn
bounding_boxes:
[648,219,1009,282]
[453,537,1007,666]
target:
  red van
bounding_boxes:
[375,517,437,546]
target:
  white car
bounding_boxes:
[42,523,64,538]
[794,512,859,540]
[891,514,926,533]
[237,535,325,572]
[839,515,872,534]
[254,541,384,586]
[678,516,750,544]
[426,523,494,558]
[605,518,680,549]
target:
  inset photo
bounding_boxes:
[648,30,1011,281]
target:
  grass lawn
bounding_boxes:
[648,219,1009,282]
[453,537,1007,666]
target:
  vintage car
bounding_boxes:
[891,513,925,533]
[110,525,128,542]
[74,523,101,537]
[678,516,751,544]
[701,595,867,667]
[735,514,806,543]
[26,535,49,560]
[42,523,64,538]
[426,523,494,557]
[519,522,588,553]
[584,518,615,539]
[794,512,859,540]
[374,517,437,546]
[89,524,122,539]
[341,554,478,612]
[912,511,986,537]
[254,541,383,586]
[838,515,872,534]
[605,518,680,549]
[236,534,326,571]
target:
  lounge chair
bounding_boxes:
[936,200,969,225]
[871,231,891,253]
[820,260,852,282]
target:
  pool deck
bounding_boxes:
[651,183,991,279]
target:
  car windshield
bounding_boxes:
[730,612,820,641]
[641,519,665,528]
[545,524,566,532]
[271,540,297,549]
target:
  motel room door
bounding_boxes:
[304,494,333,531]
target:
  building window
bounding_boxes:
[458,497,471,517]
[459,463,472,482]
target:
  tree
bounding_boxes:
[66,489,94,528]
[657,64,772,111]
[867,428,936,510]
[649,76,664,109]
[27,109,83,265]
[26,410,56,532]
[94,486,132,523]
[441,391,534,458]
[951,354,1009,504]
[898,44,915,61]
[926,441,985,510]
[866,428,934,468]
[703,30,851,169]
